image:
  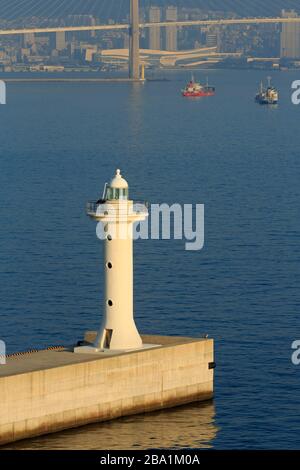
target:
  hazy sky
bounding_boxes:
[0,1,299,20]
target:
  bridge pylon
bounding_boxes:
[129,0,140,80]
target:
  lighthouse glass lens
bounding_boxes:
[105,187,128,200]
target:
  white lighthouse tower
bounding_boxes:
[77,169,148,352]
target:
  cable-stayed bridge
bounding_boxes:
[1,0,300,79]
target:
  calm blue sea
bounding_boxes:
[1,69,300,449]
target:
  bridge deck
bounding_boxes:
[0,17,299,36]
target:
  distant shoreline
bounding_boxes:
[0,78,144,83]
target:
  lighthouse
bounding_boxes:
[81,169,148,352]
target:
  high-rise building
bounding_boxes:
[206,33,218,48]
[90,16,96,39]
[280,9,300,58]
[50,32,66,52]
[149,7,161,50]
[123,33,130,50]
[22,33,35,48]
[165,6,178,51]
[55,32,66,51]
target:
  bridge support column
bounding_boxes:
[129,0,140,79]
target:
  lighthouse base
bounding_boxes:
[0,334,214,446]
[73,343,160,354]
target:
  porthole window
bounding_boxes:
[107,300,113,307]
[107,235,112,241]
[107,262,113,269]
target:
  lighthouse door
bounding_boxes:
[103,329,113,349]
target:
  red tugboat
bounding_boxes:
[182,75,215,97]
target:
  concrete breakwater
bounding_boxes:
[0,334,214,445]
